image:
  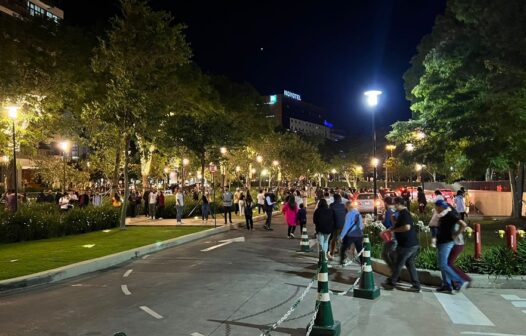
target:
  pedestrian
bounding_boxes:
[238,193,245,216]
[382,196,398,269]
[156,190,165,219]
[234,188,241,215]
[448,221,472,288]
[297,203,307,232]
[175,187,184,224]
[329,193,347,260]
[257,189,265,214]
[339,201,364,266]
[381,197,421,292]
[313,199,336,258]
[401,187,411,209]
[417,186,427,213]
[143,189,151,217]
[36,190,46,203]
[429,190,445,247]
[5,189,17,212]
[128,191,137,217]
[294,190,304,207]
[202,192,210,223]
[454,190,466,220]
[263,191,275,230]
[434,199,469,293]
[59,192,71,211]
[282,195,299,238]
[222,187,233,225]
[244,194,254,230]
[148,189,158,220]
[92,191,102,207]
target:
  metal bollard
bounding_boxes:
[506,225,517,253]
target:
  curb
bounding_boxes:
[371,258,526,289]
[0,226,229,292]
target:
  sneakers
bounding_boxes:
[381,281,395,290]
[455,281,470,293]
[287,235,293,239]
[290,233,295,238]
[436,286,453,294]
[407,286,421,293]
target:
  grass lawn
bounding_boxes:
[0,226,209,281]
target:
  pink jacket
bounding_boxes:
[282,203,299,226]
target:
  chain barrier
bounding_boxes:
[305,301,321,336]
[329,248,365,296]
[258,266,321,336]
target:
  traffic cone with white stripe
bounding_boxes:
[308,251,341,335]
[297,226,312,252]
[353,235,381,300]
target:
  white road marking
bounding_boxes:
[140,306,163,319]
[511,301,526,308]
[434,293,494,326]
[121,284,132,295]
[191,333,205,336]
[523,310,526,314]
[461,332,526,336]
[142,254,150,259]
[71,284,83,287]
[123,269,133,278]
[200,237,245,252]
[501,294,526,301]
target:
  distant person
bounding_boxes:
[263,191,275,230]
[112,193,122,208]
[92,192,102,207]
[329,194,347,260]
[59,192,71,211]
[257,189,265,214]
[244,194,254,230]
[148,189,158,220]
[222,187,233,225]
[143,189,151,217]
[175,188,184,224]
[238,193,246,216]
[382,197,421,293]
[401,187,411,208]
[297,203,307,232]
[454,190,466,220]
[156,191,165,219]
[417,187,427,213]
[282,196,299,238]
[313,199,336,258]
[128,191,137,217]
[5,189,17,212]
[202,192,210,223]
[339,200,364,266]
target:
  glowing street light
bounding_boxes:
[364,90,382,218]
[386,144,396,155]
[181,158,189,186]
[220,147,227,155]
[331,168,337,174]
[385,144,396,188]
[405,143,415,152]
[256,155,263,163]
[415,163,426,189]
[371,158,380,167]
[272,160,279,167]
[182,158,189,166]
[235,166,241,172]
[261,169,268,176]
[59,140,70,193]
[7,105,18,120]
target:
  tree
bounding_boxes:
[388,0,526,218]
[90,0,191,228]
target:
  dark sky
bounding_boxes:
[61,0,446,135]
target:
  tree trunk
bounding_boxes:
[343,172,352,188]
[485,168,491,181]
[111,148,121,194]
[120,135,131,229]
[509,162,524,219]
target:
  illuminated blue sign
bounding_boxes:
[284,90,301,101]
[323,120,334,128]
[269,95,277,104]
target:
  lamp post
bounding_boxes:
[235,165,241,186]
[385,144,396,189]
[364,90,382,219]
[60,141,70,193]
[6,106,19,211]
[1,155,8,192]
[416,164,426,190]
[256,155,263,188]
[182,158,189,187]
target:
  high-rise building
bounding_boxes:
[0,0,63,21]
[264,90,340,140]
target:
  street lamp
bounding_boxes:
[385,144,396,188]
[60,140,70,193]
[261,168,269,187]
[182,158,189,186]
[364,90,382,219]
[6,106,19,211]
[405,143,415,152]
[220,147,227,155]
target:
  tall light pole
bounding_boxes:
[272,160,279,188]
[182,158,189,187]
[7,106,19,211]
[60,140,70,193]
[364,90,382,219]
[385,144,396,188]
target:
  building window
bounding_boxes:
[28,1,45,16]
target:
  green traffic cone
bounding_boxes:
[297,226,313,252]
[353,235,381,300]
[308,251,341,336]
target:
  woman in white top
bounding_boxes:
[257,190,265,214]
[454,191,466,220]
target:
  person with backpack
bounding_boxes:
[222,187,234,225]
[339,201,364,266]
[244,194,254,230]
[282,195,299,238]
[313,199,336,257]
[329,193,347,260]
[382,197,421,293]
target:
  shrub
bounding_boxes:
[0,203,120,243]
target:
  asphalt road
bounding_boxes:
[1,215,526,336]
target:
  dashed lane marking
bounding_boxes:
[190,333,205,336]
[121,284,132,296]
[123,269,133,278]
[501,294,526,301]
[142,254,150,259]
[511,301,526,308]
[461,332,526,336]
[140,306,163,319]
[434,293,494,326]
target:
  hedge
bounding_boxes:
[0,203,120,243]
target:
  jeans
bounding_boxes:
[448,244,471,282]
[438,241,465,287]
[430,227,438,238]
[224,206,232,224]
[287,226,297,236]
[340,236,363,264]
[388,245,421,288]
[176,205,184,222]
[317,233,331,253]
[149,204,156,218]
[156,205,164,219]
[265,207,272,228]
[258,204,263,214]
[202,203,210,220]
[245,215,253,230]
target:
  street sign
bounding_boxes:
[209,163,217,173]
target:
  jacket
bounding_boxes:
[313,207,336,234]
[330,202,347,229]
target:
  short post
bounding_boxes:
[506,225,517,253]
[474,223,482,260]
[297,226,312,253]
[353,235,381,300]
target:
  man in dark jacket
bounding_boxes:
[329,194,347,259]
[313,199,336,257]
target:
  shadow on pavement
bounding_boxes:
[208,319,305,336]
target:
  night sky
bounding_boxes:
[61,0,446,135]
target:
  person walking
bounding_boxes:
[222,187,234,225]
[244,194,254,230]
[128,191,137,217]
[454,190,466,220]
[339,201,364,266]
[148,189,158,220]
[257,189,265,214]
[263,191,275,230]
[201,192,210,223]
[381,197,421,292]
[313,199,336,257]
[434,199,469,293]
[401,187,411,209]
[233,188,241,215]
[429,190,445,247]
[156,191,165,219]
[297,203,307,232]
[329,194,347,260]
[175,187,184,224]
[5,189,17,213]
[143,189,151,218]
[417,187,427,213]
[448,222,472,288]
[282,195,299,238]
[238,193,246,216]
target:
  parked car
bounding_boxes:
[353,193,385,214]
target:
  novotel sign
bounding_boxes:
[284,90,301,101]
